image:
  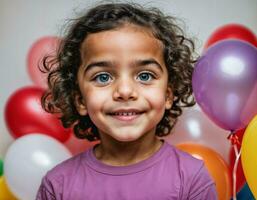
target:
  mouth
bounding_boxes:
[107,109,145,122]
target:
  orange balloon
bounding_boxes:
[177,143,232,200]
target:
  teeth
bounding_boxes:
[114,112,137,116]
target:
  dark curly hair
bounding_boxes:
[42,2,196,141]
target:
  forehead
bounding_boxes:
[80,24,164,62]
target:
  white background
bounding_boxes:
[0,0,257,157]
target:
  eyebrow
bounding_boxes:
[84,58,163,73]
[84,61,113,73]
[136,59,163,72]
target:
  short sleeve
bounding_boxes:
[188,164,218,200]
[36,175,63,200]
[190,184,217,200]
[36,176,56,200]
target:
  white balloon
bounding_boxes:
[0,124,15,157]
[165,104,231,162]
[4,134,72,200]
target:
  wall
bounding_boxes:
[0,0,256,157]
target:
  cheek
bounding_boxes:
[84,88,110,113]
[143,88,167,110]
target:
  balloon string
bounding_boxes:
[232,144,241,200]
[227,132,241,200]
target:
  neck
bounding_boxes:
[94,133,163,166]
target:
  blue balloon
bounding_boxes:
[231,183,255,200]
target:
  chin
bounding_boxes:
[112,134,141,143]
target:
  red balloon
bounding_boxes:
[64,134,99,155]
[27,36,61,88]
[4,86,71,142]
[229,129,246,192]
[205,24,257,49]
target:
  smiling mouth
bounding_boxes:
[107,111,144,121]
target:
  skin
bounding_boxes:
[76,24,173,166]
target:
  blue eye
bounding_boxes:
[94,73,112,84]
[137,72,154,82]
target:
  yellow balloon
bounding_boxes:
[241,114,257,199]
[0,176,18,200]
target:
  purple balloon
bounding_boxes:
[193,40,257,131]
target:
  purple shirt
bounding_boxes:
[36,141,217,200]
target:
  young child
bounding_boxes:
[37,2,217,200]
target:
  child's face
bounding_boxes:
[76,24,173,142]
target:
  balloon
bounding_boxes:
[64,134,98,155]
[205,24,257,49]
[193,40,257,131]
[27,36,61,88]
[165,104,231,162]
[0,177,17,200]
[229,129,246,192]
[0,158,3,176]
[177,143,232,200]
[241,115,257,199]
[4,134,72,200]
[233,183,255,200]
[0,125,16,158]
[4,86,71,142]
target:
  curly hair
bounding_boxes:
[42,2,196,141]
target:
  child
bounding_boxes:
[37,2,217,200]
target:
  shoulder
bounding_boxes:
[46,151,86,180]
[164,142,217,199]
[36,150,88,200]
[164,142,205,172]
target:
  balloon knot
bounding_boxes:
[227,133,241,146]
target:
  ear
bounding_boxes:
[165,86,173,110]
[74,93,87,116]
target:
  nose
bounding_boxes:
[113,76,138,101]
